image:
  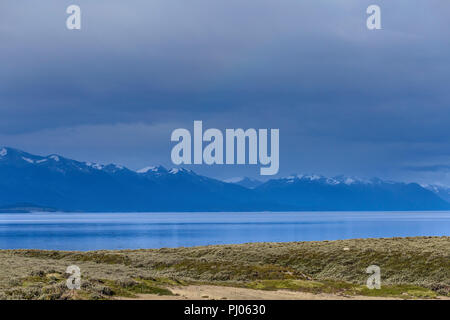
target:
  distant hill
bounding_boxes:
[254,174,450,211]
[0,203,57,213]
[422,184,450,203]
[224,177,264,189]
[0,147,448,212]
[0,147,268,212]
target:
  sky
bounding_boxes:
[1,0,450,184]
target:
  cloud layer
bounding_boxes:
[1,0,450,183]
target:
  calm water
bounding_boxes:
[0,211,449,251]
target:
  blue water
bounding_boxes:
[0,211,449,251]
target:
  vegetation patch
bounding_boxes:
[247,279,324,291]
[1,237,448,299]
[102,279,173,297]
[246,279,438,299]
[357,284,437,299]
[172,259,302,281]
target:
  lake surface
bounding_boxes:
[0,211,449,251]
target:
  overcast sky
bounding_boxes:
[1,0,450,184]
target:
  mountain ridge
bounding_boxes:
[0,147,449,212]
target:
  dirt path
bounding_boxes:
[118,285,401,300]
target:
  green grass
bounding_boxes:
[245,279,438,299]
[247,279,324,291]
[357,285,437,299]
[102,279,173,298]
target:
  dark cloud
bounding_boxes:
[1,0,450,183]
[404,165,450,173]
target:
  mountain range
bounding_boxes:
[0,147,449,212]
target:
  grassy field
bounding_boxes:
[0,236,448,300]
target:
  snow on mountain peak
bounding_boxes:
[332,175,372,185]
[86,162,104,170]
[92,164,104,170]
[326,178,340,185]
[285,174,326,182]
[422,183,450,193]
[344,178,355,185]
[0,148,7,157]
[137,166,167,174]
[169,167,191,174]
[422,184,439,193]
[22,157,34,164]
[280,173,374,186]
[49,155,60,162]
[137,166,157,173]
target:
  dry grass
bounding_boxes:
[0,236,448,299]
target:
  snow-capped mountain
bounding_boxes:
[422,184,450,203]
[0,147,448,212]
[276,174,392,186]
[0,147,125,174]
[137,165,167,174]
[254,173,450,211]
[0,147,261,212]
